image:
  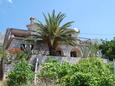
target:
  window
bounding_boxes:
[20,44,25,50]
[20,44,34,51]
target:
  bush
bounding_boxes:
[7,58,34,86]
[60,72,97,86]
[39,57,115,86]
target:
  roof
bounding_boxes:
[9,28,31,37]
[3,28,32,49]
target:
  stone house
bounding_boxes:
[3,17,91,58]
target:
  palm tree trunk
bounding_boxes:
[0,57,4,80]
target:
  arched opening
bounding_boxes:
[70,48,81,57]
[70,51,77,57]
[55,47,64,56]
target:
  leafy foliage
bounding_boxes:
[0,45,5,80]
[39,57,115,86]
[0,47,3,58]
[99,38,115,60]
[89,42,99,57]
[7,58,34,86]
[16,51,29,60]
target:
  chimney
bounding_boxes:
[27,17,37,31]
[30,17,35,24]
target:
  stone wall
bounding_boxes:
[29,55,82,64]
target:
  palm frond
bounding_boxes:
[57,12,65,26]
[34,10,77,54]
[61,21,74,29]
[43,13,49,26]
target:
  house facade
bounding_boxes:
[3,17,91,57]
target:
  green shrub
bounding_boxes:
[39,57,115,86]
[107,61,114,73]
[7,58,34,86]
[60,72,97,86]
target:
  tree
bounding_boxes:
[0,45,4,80]
[88,40,100,57]
[79,40,99,58]
[0,44,6,80]
[7,58,34,86]
[99,38,115,61]
[35,10,78,56]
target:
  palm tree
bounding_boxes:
[35,10,78,56]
